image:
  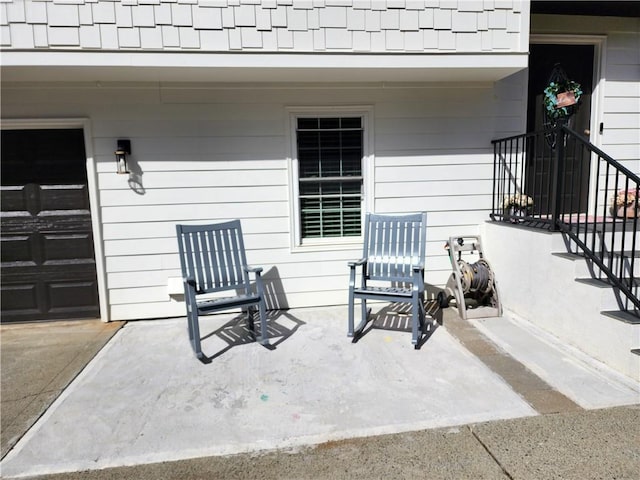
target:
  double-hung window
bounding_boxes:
[292,113,367,245]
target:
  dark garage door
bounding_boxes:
[1,129,100,322]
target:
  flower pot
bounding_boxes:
[504,206,527,223]
[610,204,639,219]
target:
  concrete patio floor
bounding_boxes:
[1,305,639,479]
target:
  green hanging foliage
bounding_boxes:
[543,80,583,120]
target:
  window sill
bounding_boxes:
[292,237,363,253]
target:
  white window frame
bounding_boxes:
[286,106,375,251]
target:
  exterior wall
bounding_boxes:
[1,0,529,53]
[531,14,640,174]
[2,7,637,323]
[2,80,519,320]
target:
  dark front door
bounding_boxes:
[1,129,100,322]
[526,43,594,215]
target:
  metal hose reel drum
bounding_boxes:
[438,236,502,320]
[457,258,495,297]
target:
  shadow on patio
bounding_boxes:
[199,310,306,362]
[351,300,441,349]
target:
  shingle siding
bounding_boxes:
[1,0,527,52]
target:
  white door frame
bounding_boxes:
[1,118,110,322]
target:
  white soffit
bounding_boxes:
[1,51,528,83]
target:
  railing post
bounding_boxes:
[491,140,497,220]
[550,122,566,231]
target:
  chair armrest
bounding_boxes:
[182,277,201,306]
[412,263,425,292]
[348,258,367,268]
[348,258,368,289]
[184,277,204,295]
[244,265,266,299]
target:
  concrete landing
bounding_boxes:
[2,307,535,478]
[1,306,638,479]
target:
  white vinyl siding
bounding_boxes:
[602,32,640,173]
[3,82,506,319]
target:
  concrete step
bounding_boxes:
[552,225,640,255]
[601,310,640,325]
[553,251,640,280]
[574,278,639,313]
[552,249,639,314]
[550,229,640,316]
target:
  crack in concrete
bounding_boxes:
[468,425,515,480]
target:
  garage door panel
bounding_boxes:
[2,269,99,320]
[0,186,30,212]
[40,185,91,211]
[43,233,96,262]
[2,130,87,186]
[3,263,98,277]
[0,283,40,315]
[33,217,91,235]
[1,184,91,214]
[1,234,39,264]
[48,280,99,312]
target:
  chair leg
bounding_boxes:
[350,297,370,338]
[186,308,195,343]
[348,290,355,337]
[245,307,256,339]
[419,292,427,333]
[257,298,269,346]
[188,309,204,359]
[359,298,369,331]
[411,296,420,347]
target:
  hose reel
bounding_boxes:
[458,259,494,296]
[438,236,502,320]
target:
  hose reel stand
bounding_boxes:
[437,235,503,320]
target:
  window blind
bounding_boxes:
[297,117,363,238]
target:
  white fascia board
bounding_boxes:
[2,50,527,69]
[1,51,528,83]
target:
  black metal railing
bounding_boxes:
[491,123,639,314]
